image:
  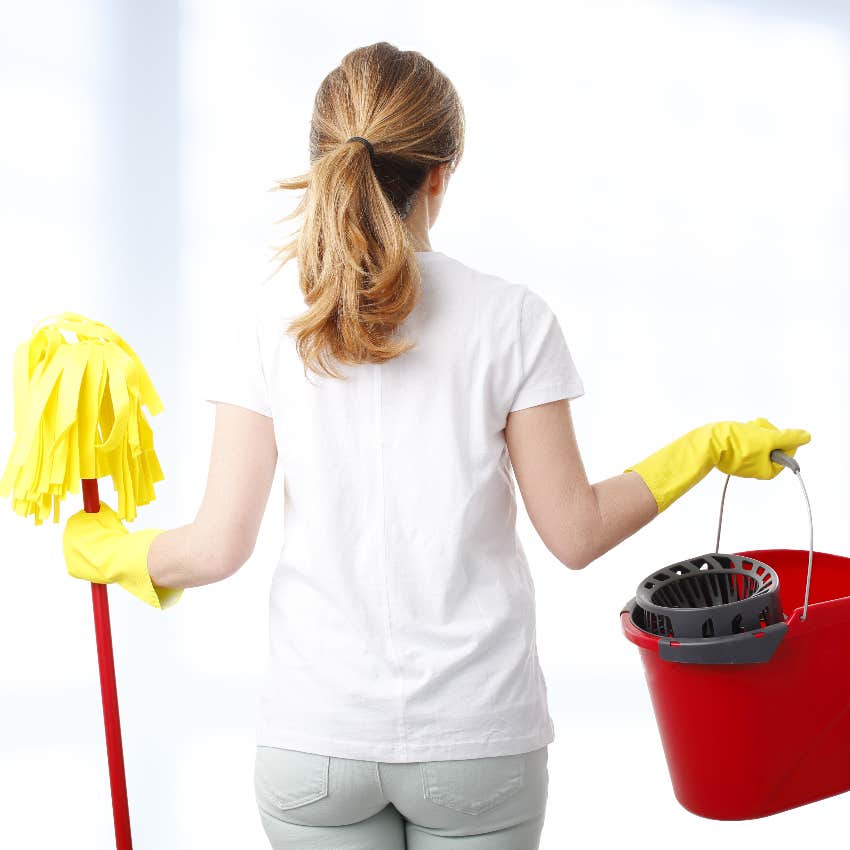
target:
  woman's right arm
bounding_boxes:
[506,402,810,570]
[505,399,658,570]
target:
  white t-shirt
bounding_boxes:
[203,250,585,762]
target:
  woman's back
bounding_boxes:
[209,249,585,763]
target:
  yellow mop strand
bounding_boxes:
[0,312,164,525]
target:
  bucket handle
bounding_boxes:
[715,449,815,622]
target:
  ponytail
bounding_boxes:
[268,42,464,379]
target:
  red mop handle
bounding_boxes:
[82,478,134,850]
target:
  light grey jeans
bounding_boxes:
[255,744,549,849]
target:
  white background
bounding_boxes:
[1,0,848,847]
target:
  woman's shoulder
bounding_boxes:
[430,251,529,309]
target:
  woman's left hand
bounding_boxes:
[63,502,182,610]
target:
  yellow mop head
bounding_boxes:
[0,312,165,525]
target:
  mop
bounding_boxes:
[0,311,181,849]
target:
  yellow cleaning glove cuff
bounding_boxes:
[63,503,183,610]
[115,526,183,610]
[624,423,717,515]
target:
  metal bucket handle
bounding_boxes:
[715,449,815,621]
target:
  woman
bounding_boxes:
[63,41,809,849]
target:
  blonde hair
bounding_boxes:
[269,42,465,379]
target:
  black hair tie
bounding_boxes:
[347,136,376,167]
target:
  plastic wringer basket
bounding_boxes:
[621,450,850,820]
[627,552,787,664]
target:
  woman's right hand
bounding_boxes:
[712,417,811,480]
[624,417,811,515]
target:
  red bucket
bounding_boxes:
[621,455,850,819]
[622,548,850,820]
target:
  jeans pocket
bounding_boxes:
[255,746,330,812]
[420,752,526,816]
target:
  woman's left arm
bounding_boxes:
[148,402,278,589]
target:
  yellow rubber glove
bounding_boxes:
[63,502,183,610]
[624,417,811,515]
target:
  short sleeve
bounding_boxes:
[509,287,585,413]
[201,295,273,418]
